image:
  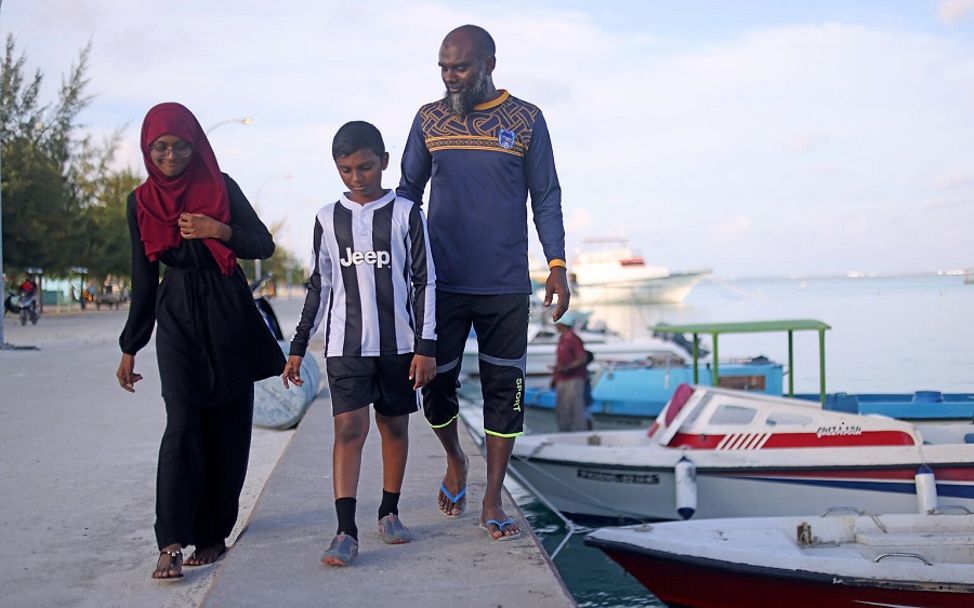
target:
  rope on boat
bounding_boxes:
[504,460,579,560]
[456,397,582,559]
[456,387,618,561]
[457,378,652,559]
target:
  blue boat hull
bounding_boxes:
[795,391,974,422]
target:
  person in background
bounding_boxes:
[19,276,37,296]
[551,311,588,432]
[116,102,284,581]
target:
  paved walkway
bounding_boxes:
[0,302,574,607]
[0,309,293,608]
[203,391,574,607]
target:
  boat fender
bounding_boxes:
[914,464,938,514]
[674,456,697,520]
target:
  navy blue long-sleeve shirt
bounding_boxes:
[397,90,565,295]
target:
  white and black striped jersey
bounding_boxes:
[290,190,436,358]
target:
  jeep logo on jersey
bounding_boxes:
[498,129,515,149]
[339,247,391,269]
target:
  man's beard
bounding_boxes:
[444,69,489,117]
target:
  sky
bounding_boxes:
[2,0,973,278]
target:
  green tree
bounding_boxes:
[1,33,304,287]
[82,167,141,279]
[0,34,94,276]
[238,217,306,291]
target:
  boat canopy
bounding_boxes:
[651,319,832,403]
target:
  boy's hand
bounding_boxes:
[409,354,436,390]
[282,355,304,389]
[544,266,570,322]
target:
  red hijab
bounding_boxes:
[135,102,236,275]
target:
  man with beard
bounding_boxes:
[397,24,569,541]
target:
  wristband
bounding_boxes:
[548,259,567,270]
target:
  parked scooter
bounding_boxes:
[4,290,40,326]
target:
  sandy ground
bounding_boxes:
[0,298,306,607]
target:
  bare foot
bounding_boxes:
[184,542,227,567]
[437,453,468,517]
[152,546,183,580]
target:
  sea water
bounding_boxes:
[511,273,974,608]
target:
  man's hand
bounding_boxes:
[409,354,436,390]
[282,355,304,389]
[116,353,143,393]
[544,266,570,322]
[179,213,231,241]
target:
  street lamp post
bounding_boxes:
[0,102,6,348]
[205,117,254,135]
[253,174,292,285]
[0,0,7,346]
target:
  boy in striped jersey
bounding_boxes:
[283,121,437,566]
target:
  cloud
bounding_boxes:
[937,0,974,24]
[4,2,974,276]
[565,208,592,234]
[922,195,974,212]
[805,164,852,177]
[933,172,974,189]
[707,216,751,247]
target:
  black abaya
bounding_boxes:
[119,173,285,548]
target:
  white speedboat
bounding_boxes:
[567,240,709,304]
[585,511,974,608]
[510,385,974,520]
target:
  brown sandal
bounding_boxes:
[152,549,184,580]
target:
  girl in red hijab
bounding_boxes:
[116,102,285,580]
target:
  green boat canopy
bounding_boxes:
[651,319,832,403]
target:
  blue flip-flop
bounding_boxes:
[439,483,466,518]
[481,517,522,541]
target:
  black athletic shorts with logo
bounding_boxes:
[326,353,420,417]
[422,291,528,436]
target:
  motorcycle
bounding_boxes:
[4,290,40,326]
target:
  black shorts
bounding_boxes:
[326,353,420,417]
[422,291,528,437]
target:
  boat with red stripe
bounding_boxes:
[510,385,974,521]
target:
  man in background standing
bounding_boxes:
[398,24,569,540]
[551,312,588,432]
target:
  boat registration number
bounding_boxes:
[577,469,660,484]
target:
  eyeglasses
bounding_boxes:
[149,142,194,158]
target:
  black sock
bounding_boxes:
[335,497,357,540]
[378,490,400,520]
